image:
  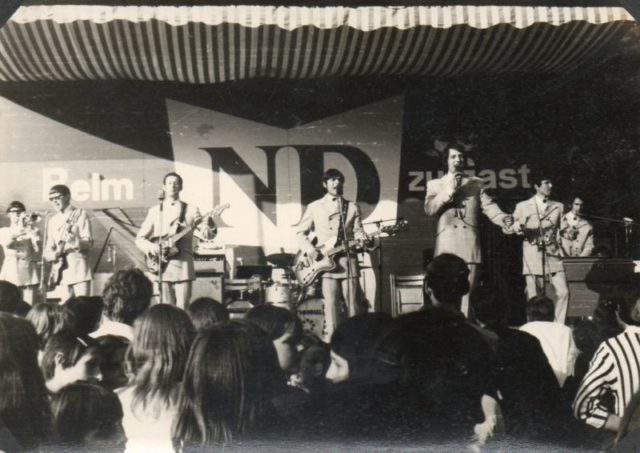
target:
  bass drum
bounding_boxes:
[295,298,324,339]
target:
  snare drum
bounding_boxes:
[265,282,291,306]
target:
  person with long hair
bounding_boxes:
[51,381,126,452]
[118,304,194,452]
[0,313,51,450]
[26,302,76,352]
[172,320,286,448]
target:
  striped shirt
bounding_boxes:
[572,325,640,429]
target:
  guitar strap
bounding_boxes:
[179,202,187,225]
[335,199,349,246]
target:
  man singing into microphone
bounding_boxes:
[135,172,214,309]
[425,143,513,317]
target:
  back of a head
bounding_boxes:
[27,302,76,349]
[102,268,153,326]
[614,275,640,327]
[526,296,555,322]
[0,280,21,314]
[187,297,229,332]
[127,304,195,408]
[0,313,51,448]
[51,382,123,445]
[173,320,283,446]
[330,313,396,383]
[424,254,470,309]
[41,332,98,381]
[65,296,104,336]
[95,335,130,391]
[245,304,302,341]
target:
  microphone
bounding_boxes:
[157,190,165,201]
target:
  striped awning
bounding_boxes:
[0,5,634,83]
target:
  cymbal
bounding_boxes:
[266,253,296,268]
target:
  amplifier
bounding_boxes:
[192,273,225,302]
[194,254,225,274]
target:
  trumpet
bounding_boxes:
[20,211,42,228]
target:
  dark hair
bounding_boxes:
[0,313,51,448]
[0,280,21,313]
[102,268,153,325]
[613,275,640,327]
[297,335,330,391]
[530,172,552,188]
[41,332,98,381]
[163,172,183,186]
[245,304,302,342]
[6,201,26,212]
[51,382,123,444]
[49,184,71,198]
[424,254,470,308]
[441,142,468,168]
[65,296,104,336]
[172,321,284,446]
[322,168,345,184]
[526,295,555,322]
[330,313,396,383]
[187,297,229,332]
[26,302,76,349]
[125,304,195,411]
[95,335,130,392]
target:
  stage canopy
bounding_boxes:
[0,4,635,83]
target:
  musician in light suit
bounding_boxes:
[560,197,594,257]
[511,177,569,323]
[424,145,513,317]
[136,172,213,309]
[297,169,368,340]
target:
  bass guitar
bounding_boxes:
[47,209,82,290]
[145,203,229,274]
[294,219,408,287]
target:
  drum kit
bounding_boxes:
[225,252,322,334]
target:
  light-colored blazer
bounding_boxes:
[297,194,365,278]
[513,196,565,275]
[560,213,594,257]
[425,173,508,264]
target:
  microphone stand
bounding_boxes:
[338,197,352,318]
[533,200,547,296]
[38,211,50,304]
[157,194,164,304]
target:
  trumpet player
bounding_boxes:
[0,201,40,304]
[560,197,594,257]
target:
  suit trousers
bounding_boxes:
[525,272,569,324]
[322,277,363,341]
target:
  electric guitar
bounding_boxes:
[294,219,408,287]
[145,203,229,274]
[47,209,82,290]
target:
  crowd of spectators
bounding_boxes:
[1,260,640,451]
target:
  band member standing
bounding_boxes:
[560,197,594,257]
[297,169,368,340]
[135,172,214,309]
[44,185,93,299]
[512,176,569,323]
[0,201,40,304]
[424,144,513,317]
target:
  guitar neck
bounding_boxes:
[326,239,361,256]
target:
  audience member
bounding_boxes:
[289,334,330,394]
[41,332,102,393]
[172,320,286,447]
[187,296,229,332]
[95,335,130,391]
[27,301,76,351]
[119,304,195,452]
[245,304,303,375]
[573,276,640,432]
[520,295,579,388]
[0,279,30,316]
[64,295,104,337]
[0,313,51,450]
[51,381,126,452]
[92,268,153,340]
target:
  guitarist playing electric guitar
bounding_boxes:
[296,169,370,341]
[44,184,94,299]
[135,172,220,309]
